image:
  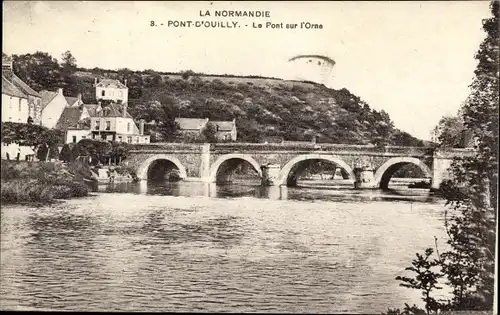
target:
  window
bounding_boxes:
[92,134,96,139]
[9,97,12,109]
[18,99,22,111]
[72,136,77,143]
[127,122,131,132]
[118,136,122,142]
[101,134,106,140]
[82,136,86,139]
[127,137,132,143]
[101,90,105,97]
[95,120,100,130]
[105,121,111,130]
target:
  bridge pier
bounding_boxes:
[261,164,281,186]
[353,167,377,189]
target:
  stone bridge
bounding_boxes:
[123,142,477,189]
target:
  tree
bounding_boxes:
[1,122,63,161]
[12,51,63,91]
[202,122,218,143]
[394,2,498,312]
[433,115,466,148]
[73,139,112,165]
[61,50,77,72]
[59,144,73,163]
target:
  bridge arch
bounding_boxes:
[374,157,432,189]
[209,154,262,183]
[278,154,356,186]
[136,155,188,181]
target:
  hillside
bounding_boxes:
[7,51,425,145]
[73,69,425,145]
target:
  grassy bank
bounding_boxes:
[1,160,90,204]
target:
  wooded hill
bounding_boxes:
[8,51,427,145]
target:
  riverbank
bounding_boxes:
[1,160,90,205]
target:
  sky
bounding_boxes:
[2,1,492,140]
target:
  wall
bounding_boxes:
[41,92,69,129]
[1,142,35,160]
[96,86,128,103]
[66,129,92,144]
[115,117,137,135]
[91,117,117,133]
[1,94,30,123]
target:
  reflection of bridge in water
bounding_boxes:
[124,143,476,190]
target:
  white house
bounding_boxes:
[40,88,70,129]
[90,103,149,144]
[94,78,128,104]
[1,58,42,160]
[2,58,42,124]
[55,106,92,144]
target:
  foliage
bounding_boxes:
[0,160,89,204]
[181,69,197,80]
[59,144,73,163]
[1,122,63,148]
[72,139,112,165]
[1,122,63,161]
[395,248,445,314]
[70,139,131,166]
[432,115,466,148]
[202,122,218,143]
[392,2,498,313]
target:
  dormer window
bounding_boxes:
[101,90,105,97]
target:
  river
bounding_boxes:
[0,181,451,313]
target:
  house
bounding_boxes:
[1,58,42,160]
[40,88,70,129]
[55,106,92,144]
[174,117,237,141]
[211,119,237,141]
[65,93,84,107]
[94,78,128,104]
[2,58,42,125]
[90,103,150,144]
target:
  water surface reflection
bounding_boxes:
[95,180,437,203]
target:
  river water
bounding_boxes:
[1,181,451,313]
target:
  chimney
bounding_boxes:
[58,88,64,95]
[122,103,128,118]
[94,77,97,85]
[77,93,82,101]
[139,119,145,135]
[124,79,127,87]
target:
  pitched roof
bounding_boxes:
[95,78,127,89]
[2,70,41,98]
[40,90,59,110]
[83,104,101,116]
[211,120,235,131]
[95,103,133,118]
[55,107,85,130]
[174,117,209,130]
[65,96,80,106]
[2,76,26,98]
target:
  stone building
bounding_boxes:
[174,117,237,141]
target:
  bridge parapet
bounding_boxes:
[433,148,477,159]
[210,143,435,156]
